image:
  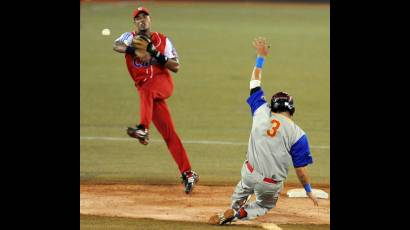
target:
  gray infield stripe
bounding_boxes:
[80,136,330,149]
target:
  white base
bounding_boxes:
[286,188,329,199]
[260,223,283,230]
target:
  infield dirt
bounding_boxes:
[80,183,329,226]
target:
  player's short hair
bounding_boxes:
[270,92,295,116]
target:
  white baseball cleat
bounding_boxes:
[181,170,199,194]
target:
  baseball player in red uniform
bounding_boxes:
[113,6,199,194]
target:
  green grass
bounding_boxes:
[80,2,329,185]
[80,139,329,185]
[280,224,330,230]
[80,215,329,230]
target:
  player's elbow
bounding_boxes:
[113,42,125,53]
[113,45,120,53]
[172,65,180,73]
[169,63,180,73]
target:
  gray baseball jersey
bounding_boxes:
[246,87,313,182]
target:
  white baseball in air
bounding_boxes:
[102,28,111,36]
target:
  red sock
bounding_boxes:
[237,207,248,219]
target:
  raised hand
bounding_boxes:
[252,36,270,57]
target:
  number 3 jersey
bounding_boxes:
[246,87,313,182]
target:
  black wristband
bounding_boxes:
[146,43,156,56]
[125,46,136,55]
[152,51,168,65]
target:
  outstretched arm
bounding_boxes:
[295,166,319,206]
[246,37,270,116]
[250,37,269,88]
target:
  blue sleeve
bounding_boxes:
[246,88,267,116]
[290,135,313,168]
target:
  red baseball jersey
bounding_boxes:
[115,32,178,87]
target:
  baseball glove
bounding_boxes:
[132,34,151,50]
[132,34,158,57]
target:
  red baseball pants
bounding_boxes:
[137,75,191,174]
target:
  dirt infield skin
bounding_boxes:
[80,183,329,226]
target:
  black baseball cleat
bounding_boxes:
[181,170,199,194]
[208,209,236,225]
[127,124,149,145]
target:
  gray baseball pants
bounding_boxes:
[231,161,283,220]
